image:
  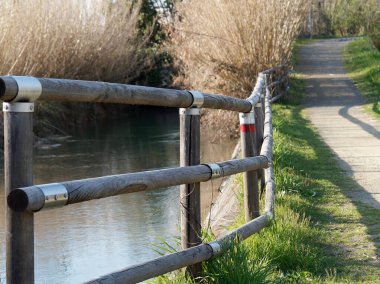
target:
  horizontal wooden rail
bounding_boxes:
[267,77,287,88]
[247,73,265,105]
[261,64,287,74]
[270,91,286,103]
[85,214,271,284]
[0,76,254,113]
[261,88,275,216]
[3,64,286,283]
[8,156,269,212]
[85,82,278,284]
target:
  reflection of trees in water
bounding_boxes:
[0,107,181,282]
[97,107,179,173]
[33,107,179,181]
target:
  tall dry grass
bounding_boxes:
[0,0,150,82]
[170,0,308,98]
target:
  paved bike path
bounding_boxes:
[300,39,380,209]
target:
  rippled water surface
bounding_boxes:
[0,107,236,283]
[0,108,181,283]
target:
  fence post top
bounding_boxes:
[3,102,35,113]
[179,108,201,116]
[239,110,255,125]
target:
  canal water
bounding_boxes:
[0,107,236,283]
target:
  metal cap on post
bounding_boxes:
[179,107,201,116]
[3,102,35,113]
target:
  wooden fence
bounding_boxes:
[0,65,288,283]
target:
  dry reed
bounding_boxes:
[170,0,308,97]
[168,0,308,137]
[0,0,150,82]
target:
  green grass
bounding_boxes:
[343,37,380,119]
[152,74,380,283]
[151,48,380,281]
[151,38,380,283]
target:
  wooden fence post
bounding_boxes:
[254,97,265,195]
[180,106,202,277]
[4,102,35,284]
[240,109,260,222]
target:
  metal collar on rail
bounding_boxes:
[204,163,224,179]
[265,211,274,220]
[37,183,68,210]
[208,241,222,257]
[188,90,204,108]
[9,76,42,102]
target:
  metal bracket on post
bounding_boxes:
[179,108,201,116]
[9,76,42,103]
[3,102,35,113]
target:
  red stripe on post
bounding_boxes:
[240,124,255,132]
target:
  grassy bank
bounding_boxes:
[153,74,380,283]
[343,37,380,119]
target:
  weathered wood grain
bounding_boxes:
[8,156,269,212]
[261,88,275,217]
[180,109,202,277]
[85,215,271,284]
[241,132,260,221]
[0,77,252,112]
[4,106,34,283]
[0,77,18,101]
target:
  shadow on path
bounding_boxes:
[297,38,380,273]
[276,105,380,271]
[338,106,380,140]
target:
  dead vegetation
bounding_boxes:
[169,0,308,98]
[0,0,151,82]
[168,0,308,137]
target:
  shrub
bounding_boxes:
[370,33,380,50]
[301,0,380,38]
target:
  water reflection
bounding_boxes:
[0,107,180,283]
[0,106,237,283]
